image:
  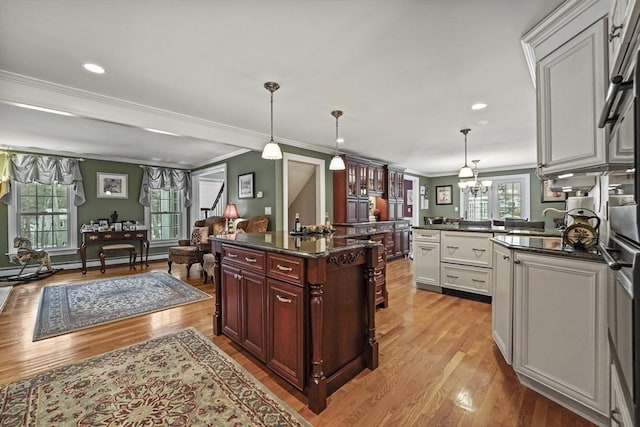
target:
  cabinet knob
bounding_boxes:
[609,24,623,42]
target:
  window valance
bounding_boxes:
[0,153,85,205]
[139,166,191,207]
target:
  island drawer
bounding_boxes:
[221,244,265,272]
[266,253,305,286]
[413,229,440,242]
[441,263,492,296]
[441,231,493,267]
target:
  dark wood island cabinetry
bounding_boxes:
[210,232,382,413]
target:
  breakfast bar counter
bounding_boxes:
[208,232,383,413]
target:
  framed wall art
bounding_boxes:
[97,172,128,199]
[238,172,255,199]
[435,185,453,205]
[541,180,567,203]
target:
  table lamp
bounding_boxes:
[222,203,240,233]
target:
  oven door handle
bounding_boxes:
[598,75,633,128]
[599,244,633,270]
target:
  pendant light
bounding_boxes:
[458,128,474,178]
[329,110,346,170]
[261,81,283,160]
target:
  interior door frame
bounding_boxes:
[404,173,420,226]
[190,163,227,226]
[282,153,326,232]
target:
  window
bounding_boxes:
[147,188,184,242]
[461,174,530,220]
[8,182,78,254]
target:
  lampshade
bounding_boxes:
[329,110,346,171]
[458,128,474,178]
[222,203,240,219]
[261,81,283,160]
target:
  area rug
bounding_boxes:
[0,328,310,426]
[0,286,12,313]
[33,271,211,341]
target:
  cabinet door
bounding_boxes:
[346,199,359,223]
[492,244,513,364]
[397,172,404,200]
[357,199,369,222]
[537,18,607,176]
[609,92,635,165]
[221,264,242,344]
[267,279,304,389]
[512,252,608,416]
[375,167,385,194]
[358,163,368,197]
[610,364,634,426]
[242,269,267,362]
[347,161,358,197]
[414,241,440,288]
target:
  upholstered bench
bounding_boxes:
[99,244,137,273]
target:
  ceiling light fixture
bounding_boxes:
[458,128,474,178]
[329,110,346,171]
[83,63,105,74]
[458,159,492,196]
[471,103,487,110]
[9,102,76,117]
[261,81,283,160]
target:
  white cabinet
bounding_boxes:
[440,262,492,296]
[492,244,513,365]
[512,252,609,424]
[413,230,440,291]
[441,231,493,268]
[610,364,634,426]
[608,0,639,74]
[414,241,440,290]
[536,17,609,176]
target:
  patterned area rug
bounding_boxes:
[33,272,211,341]
[0,328,310,426]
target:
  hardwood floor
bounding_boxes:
[0,258,594,426]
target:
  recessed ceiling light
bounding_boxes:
[471,103,487,110]
[8,101,76,117]
[83,63,105,74]
[478,120,489,126]
[143,127,181,136]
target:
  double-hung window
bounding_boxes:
[461,173,530,220]
[146,188,185,244]
[9,182,78,254]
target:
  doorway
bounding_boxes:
[190,163,227,225]
[282,153,326,232]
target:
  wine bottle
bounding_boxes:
[295,212,301,232]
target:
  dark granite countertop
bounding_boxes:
[492,235,603,262]
[412,223,562,237]
[209,231,380,258]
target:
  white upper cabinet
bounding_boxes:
[608,0,639,75]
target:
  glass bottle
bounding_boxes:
[295,212,301,232]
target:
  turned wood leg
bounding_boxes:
[308,283,327,414]
[186,263,192,277]
[99,251,106,273]
[168,260,172,273]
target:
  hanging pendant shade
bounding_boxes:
[261,82,283,160]
[458,128,474,178]
[329,110,346,171]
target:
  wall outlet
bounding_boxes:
[454,207,458,212]
[256,191,263,198]
[265,206,272,215]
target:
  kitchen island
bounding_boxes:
[208,232,383,414]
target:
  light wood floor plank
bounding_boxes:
[0,258,595,426]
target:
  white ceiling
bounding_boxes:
[0,0,565,176]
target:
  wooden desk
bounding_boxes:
[81,230,149,274]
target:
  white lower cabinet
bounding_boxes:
[610,364,634,426]
[440,262,492,296]
[414,241,440,289]
[512,251,609,425]
[492,244,513,365]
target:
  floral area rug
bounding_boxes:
[33,271,211,341]
[0,328,310,426]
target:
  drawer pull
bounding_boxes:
[374,270,384,277]
[447,245,459,249]
[105,234,112,238]
[472,279,486,283]
[503,255,509,260]
[513,260,521,264]
[276,264,293,271]
[276,295,292,303]
[375,290,383,295]
[124,233,131,237]
[472,248,486,252]
[234,273,243,280]
[421,247,433,252]
[245,257,257,263]
[419,234,434,238]
[446,274,458,279]
[227,253,238,258]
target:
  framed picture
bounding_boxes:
[541,180,567,203]
[238,172,255,199]
[419,185,426,195]
[435,185,453,205]
[97,172,128,199]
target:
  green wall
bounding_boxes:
[418,167,566,228]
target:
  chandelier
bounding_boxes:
[458,160,492,196]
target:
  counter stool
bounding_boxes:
[99,244,137,273]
